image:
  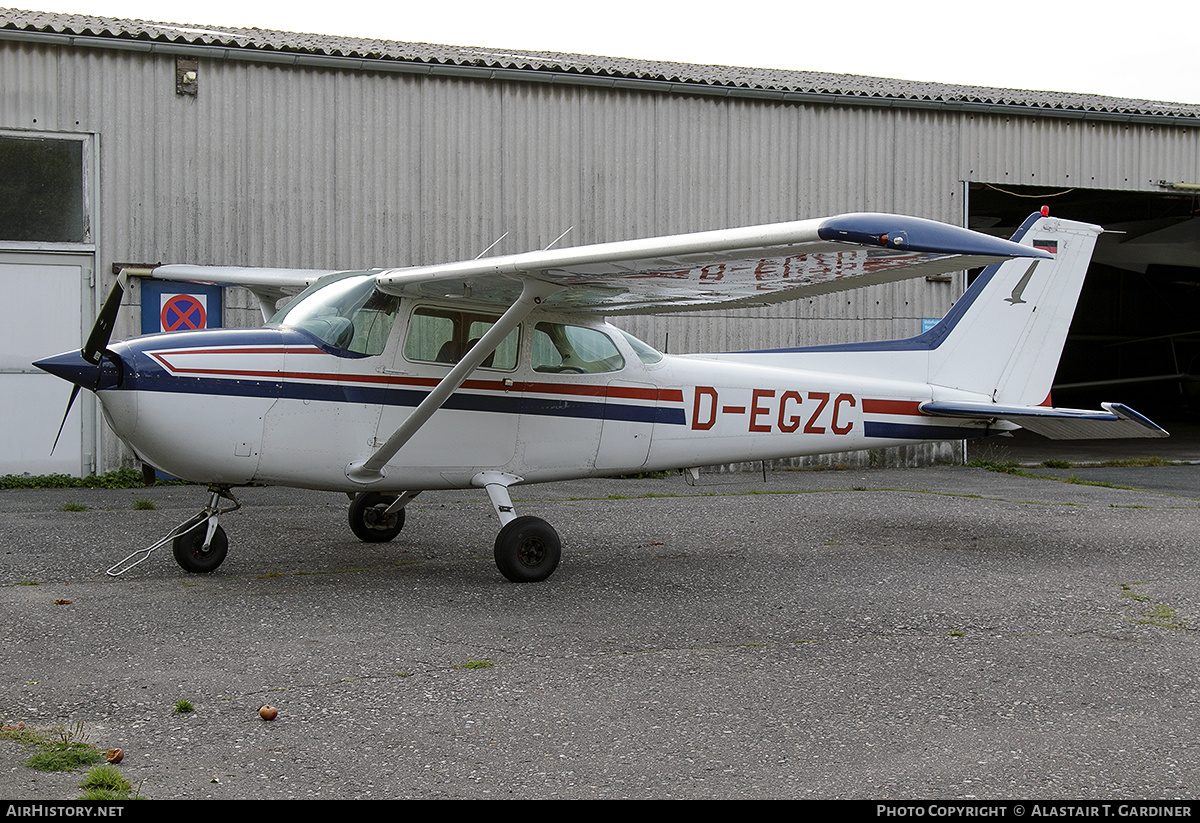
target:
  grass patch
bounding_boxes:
[0,722,44,747]
[2,722,137,797]
[971,460,1138,491]
[461,659,494,669]
[60,502,88,512]
[79,765,135,800]
[0,467,180,490]
[1134,603,1185,629]
[173,699,194,714]
[1119,582,1150,598]
[132,499,157,510]
[1093,456,1174,468]
[1118,583,1186,629]
[968,458,1025,474]
[26,742,102,772]
[2,722,103,773]
[1026,456,1174,470]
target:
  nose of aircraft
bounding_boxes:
[34,348,124,392]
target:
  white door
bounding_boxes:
[0,252,94,477]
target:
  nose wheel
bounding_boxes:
[172,522,229,573]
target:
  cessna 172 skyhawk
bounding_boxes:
[35,210,1166,582]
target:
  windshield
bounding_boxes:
[269,272,399,355]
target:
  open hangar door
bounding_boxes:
[968,183,1200,456]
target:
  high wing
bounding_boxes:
[147,214,1050,317]
[151,265,341,320]
[372,213,1051,314]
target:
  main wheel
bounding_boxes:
[172,522,228,573]
[349,492,405,542]
[494,516,561,583]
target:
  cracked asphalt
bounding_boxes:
[2,463,1199,799]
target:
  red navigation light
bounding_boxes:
[1040,205,1050,217]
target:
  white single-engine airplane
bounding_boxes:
[36,209,1166,582]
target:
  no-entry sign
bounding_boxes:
[140,280,223,335]
[161,293,207,331]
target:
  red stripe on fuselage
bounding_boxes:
[861,398,923,416]
[145,349,684,404]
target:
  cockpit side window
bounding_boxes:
[532,323,625,374]
[618,329,664,364]
[269,272,399,356]
[403,307,519,370]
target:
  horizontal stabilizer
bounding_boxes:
[920,400,1168,440]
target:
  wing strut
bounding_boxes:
[345,278,564,484]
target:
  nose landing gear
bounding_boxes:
[107,486,240,576]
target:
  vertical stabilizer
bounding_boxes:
[926,214,1101,405]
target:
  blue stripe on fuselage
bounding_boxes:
[118,361,685,426]
[863,421,983,440]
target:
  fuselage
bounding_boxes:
[62,295,991,492]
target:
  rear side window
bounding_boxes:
[404,307,519,370]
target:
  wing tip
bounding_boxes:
[818,213,1051,259]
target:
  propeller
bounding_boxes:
[83,269,128,365]
[47,270,129,454]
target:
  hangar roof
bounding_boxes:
[3,6,1198,123]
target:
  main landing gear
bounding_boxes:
[347,491,412,542]
[493,515,561,583]
[344,472,562,583]
[477,471,561,583]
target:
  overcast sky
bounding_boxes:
[17,0,1200,105]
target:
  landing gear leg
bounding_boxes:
[475,472,561,583]
[107,486,241,576]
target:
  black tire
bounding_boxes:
[494,516,561,583]
[349,492,405,542]
[172,522,229,573]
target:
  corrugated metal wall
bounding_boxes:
[4,37,1197,471]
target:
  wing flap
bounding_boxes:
[921,400,1169,440]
